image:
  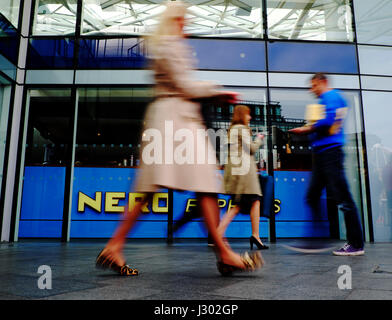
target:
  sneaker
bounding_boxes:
[333,243,364,256]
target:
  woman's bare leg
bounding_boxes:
[101,193,154,265]
[198,194,245,269]
[250,200,264,244]
[217,206,241,238]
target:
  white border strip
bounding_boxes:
[269,73,360,89]
[26,70,74,84]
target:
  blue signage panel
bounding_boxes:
[70,167,169,238]
[18,166,66,238]
[19,167,330,238]
[274,171,329,237]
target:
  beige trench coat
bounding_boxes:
[135,36,223,193]
[224,124,263,200]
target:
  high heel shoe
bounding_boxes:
[217,251,264,276]
[250,236,269,250]
[96,249,139,276]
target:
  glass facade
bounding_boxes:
[32,0,78,35]
[267,41,358,74]
[1,0,392,242]
[80,0,264,37]
[0,8,19,80]
[78,37,146,69]
[19,89,74,238]
[29,0,355,40]
[0,0,20,28]
[362,91,392,242]
[0,84,11,199]
[267,0,354,41]
[27,38,75,69]
[268,89,365,239]
[354,0,392,45]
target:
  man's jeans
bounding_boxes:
[306,146,364,249]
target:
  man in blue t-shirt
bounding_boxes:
[289,73,364,256]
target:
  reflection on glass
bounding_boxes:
[268,42,358,74]
[0,85,11,198]
[267,0,354,41]
[0,11,19,65]
[81,0,263,38]
[202,87,267,169]
[269,89,314,170]
[32,0,77,35]
[339,91,366,240]
[188,39,266,71]
[78,38,147,68]
[354,0,392,45]
[75,88,154,167]
[363,91,392,241]
[270,89,364,180]
[77,37,265,70]
[358,46,392,77]
[27,38,75,68]
[0,0,20,28]
[24,89,73,166]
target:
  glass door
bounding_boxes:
[0,84,11,198]
[17,89,74,239]
[188,87,270,239]
[269,88,367,240]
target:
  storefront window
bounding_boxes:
[0,84,11,199]
[269,88,365,239]
[70,87,155,238]
[32,0,77,35]
[267,0,354,41]
[174,87,270,239]
[19,89,74,238]
[362,91,392,242]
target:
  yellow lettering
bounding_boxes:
[128,193,149,213]
[228,199,237,210]
[274,199,281,214]
[152,193,168,213]
[218,199,226,208]
[78,192,102,212]
[185,198,197,213]
[105,192,126,213]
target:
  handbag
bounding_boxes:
[259,174,274,219]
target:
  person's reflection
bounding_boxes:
[368,135,392,232]
[43,144,56,165]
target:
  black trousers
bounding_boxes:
[306,146,364,249]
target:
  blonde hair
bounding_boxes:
[147,1,188,49]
